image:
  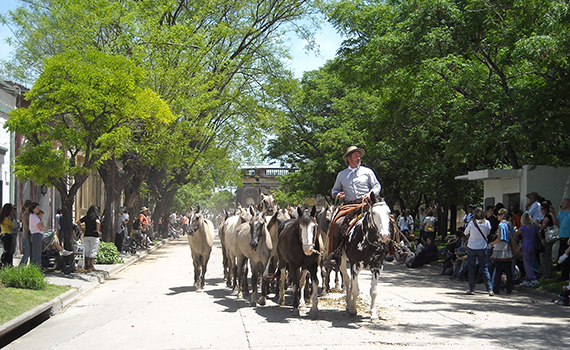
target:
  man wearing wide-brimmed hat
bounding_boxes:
[525,191,542,222]
[331,146,381,204]
[326,146,382,270]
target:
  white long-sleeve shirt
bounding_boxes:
[331,166,381,202]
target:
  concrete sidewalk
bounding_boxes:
[0,238,171,339]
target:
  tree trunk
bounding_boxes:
[98,158,134,243]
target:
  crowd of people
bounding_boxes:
[394,192,570,303]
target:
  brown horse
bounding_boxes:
[276,206,320,319]
[187,205,215,290]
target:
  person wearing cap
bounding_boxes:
[526,192,542,222]
[331,146,381,204]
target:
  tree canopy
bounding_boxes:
[268,0,570,232]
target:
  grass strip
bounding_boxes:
[0,284,72,324]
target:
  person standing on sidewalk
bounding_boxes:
[28,202,45,266]
[19,200,32,266]
[78,205,101,271]
[464,207,493,296]
[554,198,570,280]
[0,204,16,267]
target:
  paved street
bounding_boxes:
[4,236,570,350]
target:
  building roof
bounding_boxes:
[455,168,522,181]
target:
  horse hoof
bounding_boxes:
[258,296,266,306]
[237,293,243,299]
[309,308,318,320]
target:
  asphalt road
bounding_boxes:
[4,237,570,350]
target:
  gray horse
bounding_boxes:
[235,209,273,306]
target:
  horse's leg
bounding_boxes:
[202,253,211,289]
[250,261,258,307]
[347,262,361,317]
[369,266,382,321]
[309,264,319,319]
[335,270,343,291]
[298,269,308,310]
[339,250,351,309]
[278,265,287,306]
[291,266,301,315]
[236,256,245,299]
[192,253,201,289]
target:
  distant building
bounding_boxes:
[0,80,30,209]
[456,165,570,211]
[235,167,295,207]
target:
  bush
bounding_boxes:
[0,264,48,290]
[95,241,124,264]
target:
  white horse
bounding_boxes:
[187,205,215,290]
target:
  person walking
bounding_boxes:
[78,205,101,271]
[464,207,493,296]
[489,208,514,295]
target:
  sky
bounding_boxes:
[0,1,343,80]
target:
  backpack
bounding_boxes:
[133,217,141,230]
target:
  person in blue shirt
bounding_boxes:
[555,198,570,280]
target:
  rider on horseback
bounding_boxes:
[327,146,382,269]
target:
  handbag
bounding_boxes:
[509,233,523,260]
[545,225,560,243]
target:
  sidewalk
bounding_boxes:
[0,238,171,339]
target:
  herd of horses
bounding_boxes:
[185,193,411,320]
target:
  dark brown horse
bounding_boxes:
[275,206,320,318]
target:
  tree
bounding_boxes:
[2,0,321,237]
[5,49,174,254]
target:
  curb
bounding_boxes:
[0,237,170,338]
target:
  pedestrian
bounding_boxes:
[489,208,514,295]
[464,207,493,296]
[28,202,45,266]
[115,207,129,252]
[19,199,32,266]
[554,198,570,280]
[0,203,16,267]
[78,205,101,271]
[537,201,555,279]
[516,212,539,287]
[420,209,436,244]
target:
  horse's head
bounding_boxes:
[257,193,276,216]
[249,210,266,251]
[368,193,391,241]
[316,202,334,233]
[288,204,299,219]
[297,206,318,256]
[188,205,204,237]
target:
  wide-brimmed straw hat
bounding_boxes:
[343,146,365,159]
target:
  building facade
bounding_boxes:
[235,167,294,207]
[456,165,570,211]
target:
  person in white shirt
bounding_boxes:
[526,191,542,222]
[464,207,493,296]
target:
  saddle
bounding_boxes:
[328,203,366,255]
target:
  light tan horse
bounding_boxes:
[187,205,215,290]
